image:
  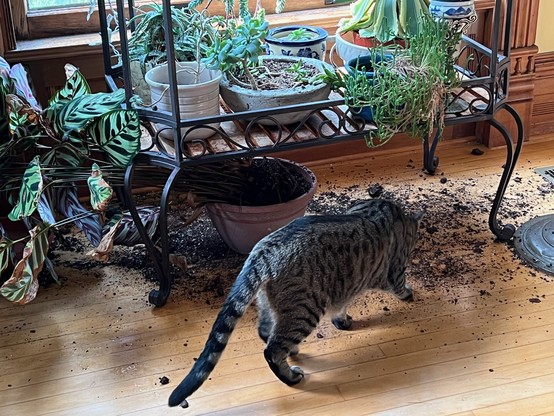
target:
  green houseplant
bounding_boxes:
[0,59,145,304]
[323,15,461,147]
[333,0,431,66]
[364,16,461,146]
[202,11,333,125]
[338,0,431,45]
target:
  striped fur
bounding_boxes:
[168,199,422,408]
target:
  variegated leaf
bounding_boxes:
[37,190,56,225]
[86,218,121,262]
[56,89,126,136]
[87,109,142,168]
[87,163,113,212]
[8,156,43,221]
[42,143,86,168]
[0,224,49,304]
[48,67,91,107]
[10,63,41,110]
[6,94,40,135]
[0,237,14,276]
[54,186,102,247]
[114,206,160,246]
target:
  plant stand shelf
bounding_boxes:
[99,0,522,306]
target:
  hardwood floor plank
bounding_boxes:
[473,391,554,416]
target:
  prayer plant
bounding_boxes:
[0,58,150,305]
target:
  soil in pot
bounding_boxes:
[219,56,333,125]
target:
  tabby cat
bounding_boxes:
[168,199,423,408]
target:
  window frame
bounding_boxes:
[5,0,344,45]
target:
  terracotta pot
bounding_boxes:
[205,159,317,254]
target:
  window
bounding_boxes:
[27,0,90,12]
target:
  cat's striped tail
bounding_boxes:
[168,267,259,408]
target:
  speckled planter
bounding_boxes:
[219,56,333,125]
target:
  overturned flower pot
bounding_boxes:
[205,158,317,254]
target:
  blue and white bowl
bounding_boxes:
[429,0,476,19]
[265,25,328,61]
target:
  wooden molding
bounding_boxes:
[478,0,540,147]
[530,51,554,136]
[0,0,16,53]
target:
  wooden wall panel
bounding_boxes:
[531,52,554,137]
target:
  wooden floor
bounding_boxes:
[2,134,554,416]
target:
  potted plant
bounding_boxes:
[364,16,460,146]
[204,157,318,254]
[265,25,329,61]
[324,16,460,147]
[202,11,334,125]
[335,0,431,65]
[0,59,148,304]
[125,4,224,141]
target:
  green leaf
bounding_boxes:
[8,156,43,221]
[0,224,49,304]
[86,110,141,168]
[52,89,126,136]
[87,163,113,212]
[48,67,91,107]
[0,237,14,276]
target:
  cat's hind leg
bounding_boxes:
[331,306,353,330]
[256,292,274,343]
[264,312,319,385]
[264,334,305,386]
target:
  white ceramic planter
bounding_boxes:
[144,62,222,140]
[331,29,372,67]
[429,0,477,33]
[219,56,333,125]
[265,25,328,61]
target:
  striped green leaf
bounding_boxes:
[0,223,49,304]
[53,89,126,136]
[54,185,102,246]
[87,163,113,212]
[87,109,141,168]
[48,66,91,107]
[0,237,14,277]
[8,156,43,221]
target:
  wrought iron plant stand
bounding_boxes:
[98,0,522,306]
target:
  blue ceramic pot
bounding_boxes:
[265,26,328,61]
[345,54,393,122]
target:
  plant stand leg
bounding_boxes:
[124,162,181,307]
[423,126,442,174]
[487,104,524,241]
